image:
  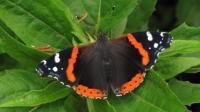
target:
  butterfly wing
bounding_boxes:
[36,47,75,86]
[130,32,173,69]
[73,45,108,99]
[36,44,108,99]
[109,38,145,95]
[110,32,173,95]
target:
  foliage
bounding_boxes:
[0,0,200,112]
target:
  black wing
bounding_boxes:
[36,48,74,86]
[36,44,108,99]
[110,32,172,95]
[132,32,173,69]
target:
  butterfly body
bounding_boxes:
[36,32,173,99]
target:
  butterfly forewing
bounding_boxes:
[36,48,74,86]
[130,32,173,69]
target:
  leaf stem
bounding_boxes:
[95,0,102,34]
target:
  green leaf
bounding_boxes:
[110,71,187,112]
[87,99,116,112]
[63,0,86,17]
[170,23,200,40]
[63,0,97,37]
[0,1,199,111]
[169,79,200,105]
[0,107,31,112]
[110,18,127,38]
[176,0,200,26]
[0,0,87,49]
[0,20,24,43]
[82,0,139,34]
[160,40,200,58]
[156,40,200,80]
[34,98,66,112]
[0,69,47,106]
[0,39,4,54]
[65,95,88,112]
[0,69,70,107]
[157,40,200,80]
[185,65,200,73]
[0,26,48,69]
[0,81,70,107]
[0,54,19,71]
[125,0,157,33]
[155,57,200,80]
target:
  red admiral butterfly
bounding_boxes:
[36,32,173,99]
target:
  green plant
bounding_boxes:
[0,0,200,112]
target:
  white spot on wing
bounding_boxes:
[54,53,60,63]
[53,76,58,80]
[116,94,122,97]
[154,43,159,48]
[60,82,64,85]
[149,47,151,50]
[156,53,160,57]
[146,31,153,41]
[150,65,154,69]
[161,48,165,51]
[154,59,157,63]
[35,68,38,72]
[53,67,58,72]
[42,60,47,65]
[48,75,52,77]
[160,32,166,37]
[65,85,71,87]
[39,73,42,76]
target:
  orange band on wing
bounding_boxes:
[119,73,145,95]
[75,85,106,99]
[66,47,79,82]
[127,34,149,65]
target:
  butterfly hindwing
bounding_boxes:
[73,45,108,99]
[110,37,146,95]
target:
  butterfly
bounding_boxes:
[36,31,173,99]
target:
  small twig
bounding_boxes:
[28,105,41,112]
[34,45,54,52]
[37,47,54,52]
[78,12,88,23]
